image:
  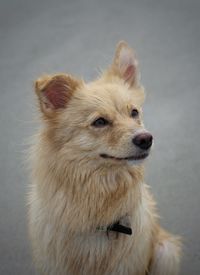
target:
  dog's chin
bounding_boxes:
[126,158,146,166]
[100,152,149,166]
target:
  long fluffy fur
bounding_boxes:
[28,42,181,275]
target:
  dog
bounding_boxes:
[28,41,181,275]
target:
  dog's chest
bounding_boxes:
[61,229,151,275]
[29,183,153,275]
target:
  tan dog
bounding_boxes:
[28,41,181,275]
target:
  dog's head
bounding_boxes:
[35,41,153,167]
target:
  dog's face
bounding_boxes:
[35,41,153,167]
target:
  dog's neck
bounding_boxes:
[62,161,144,231]
[35,140,145,233]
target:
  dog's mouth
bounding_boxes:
[100,152,149,161]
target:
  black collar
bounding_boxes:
[97,220,132,235]
[108,221,132,235]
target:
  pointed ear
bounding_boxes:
[35,74,81,117]
[109,41,140,87]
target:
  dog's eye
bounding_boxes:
[131,109,139,118]
[92,117,109,127]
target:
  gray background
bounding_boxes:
[0,0,200,274]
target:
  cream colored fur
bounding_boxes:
[28,41,181,275]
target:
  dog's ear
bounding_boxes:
[109,41,140,87]
[35,74,81,117]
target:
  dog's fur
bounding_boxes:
[28,41,181,275]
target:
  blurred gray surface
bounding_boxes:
[0,0,200,274]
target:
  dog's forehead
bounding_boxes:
[79,82,137,109]
[68,81,144,119]
[86,82,130,96]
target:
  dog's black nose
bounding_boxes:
[132,133,153,150]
